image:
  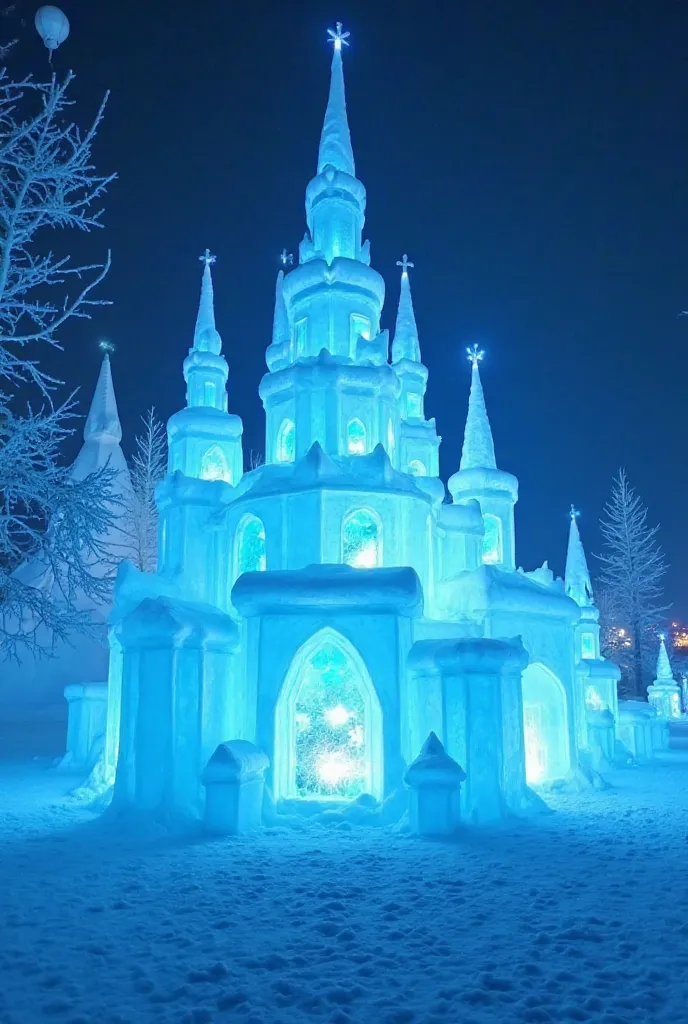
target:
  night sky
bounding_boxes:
[10,0,688,614]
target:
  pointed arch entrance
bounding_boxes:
[521,663,571,784]
[274,629,383,803]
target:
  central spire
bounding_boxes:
[460,346,497,471]
[392,255,421,363]
[318,22,355,176]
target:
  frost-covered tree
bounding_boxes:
[125,408,167,573]
[596,469,669,697]
[0,64,116,659]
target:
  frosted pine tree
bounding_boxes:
[0,63,117,658]
[125,409,167,573]
[596,469,669,696]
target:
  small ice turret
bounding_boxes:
[448,347,518,568]
[565,505,594,608]
[647,634,681,720]
[166,251,244,487]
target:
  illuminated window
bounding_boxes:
[204,381,216,406]
[408,459,426,477]
[200,444,230,483]
[581,632,596,660]
[350,314,371,354]
[482,513,502,564]
[274,631,383,802]
[235,514,266,575]
[294,317,308,357]
[342,508,382,569]
[407,392,422,419]
[346,417,366,455]
[276,418,295,463]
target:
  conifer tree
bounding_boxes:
[125,409,167,573]
[597,469,669,696]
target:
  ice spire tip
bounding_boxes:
[200,248,216,267]
[467,344,484,370]
[397,253,414,277]
[327,22,350,52]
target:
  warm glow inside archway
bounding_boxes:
[521,663,570,784]
[274,629,383,803]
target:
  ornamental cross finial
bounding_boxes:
[327,22,350,51]
[98,339,115,354]
[200,248,216,267]
[570,504,580,520]
[396,254,414,275]
[280,248,294,266]
[466,343,484,369]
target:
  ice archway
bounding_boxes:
[521,663,570,784]
[273,629,383,803]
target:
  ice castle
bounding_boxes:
[100,25,624,823]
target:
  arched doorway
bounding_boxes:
[273,629,383,803]
[521,664,570,784]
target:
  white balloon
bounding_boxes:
[35,6,70,52]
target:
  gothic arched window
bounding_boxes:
[482,513,502,565]
[235,514,266,576]
[200,444,231,483]
[342,508,382,569]
[276,418,295,464]
[408,459,426,477]
[346,418,366,455]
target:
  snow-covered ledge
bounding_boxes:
[59,682,108,774]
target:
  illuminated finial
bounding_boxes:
[466,344,484,370]
[659,632,666,642]
[280,248,294,267]
[98,339,114,354]
[570,504,580,520]
[396,254,414,277]
[199,248,216,267]
[327,22,350,52]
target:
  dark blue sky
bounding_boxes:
[12,0,688,614]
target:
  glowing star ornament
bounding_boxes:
[35,6,70,59]
[279,248,293,267]
[467,344,484,370]
[396,253,414,277]
[327,22,350,52]
[98,339,115,354]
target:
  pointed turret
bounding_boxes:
[272,270,290,347]
[449,347,518,569]
[565,507,594,607]
[656,635,674,682]
[318,23,354,176]
[183,250,228,412]
[392,255,421,364]
[84,351,122,444]
[647,632,681,718]
[460,346,496,471]
[165,251,243,491]
[193,250,222,355]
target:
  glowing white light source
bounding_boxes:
[342,509,382,569]
[316,750,356,787]
[324,704,351,728]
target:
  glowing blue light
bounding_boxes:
[200,445,230,483]
[276,418,295,463]
[347,417,366,455]
[327,22,350,52]
[481,513,502,565]
[342,509,382,568]
[236,514,266,574]
[467,343,484,369]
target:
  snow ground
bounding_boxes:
[1,757,688,1024]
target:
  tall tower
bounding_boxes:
[167,251,243,486]
[259,24,401,466]
[391,255,440,477]
[448,347,518,568]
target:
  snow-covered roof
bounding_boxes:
[232,563,423,618]
[445,564,580,623]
